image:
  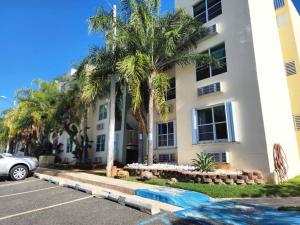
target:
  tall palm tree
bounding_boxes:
[77,46,122,175]
[89,6,126,176]
[116,0,212,165]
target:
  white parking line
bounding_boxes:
[0,179,40,188]
[0,196,93,222]
[0,186,60,199]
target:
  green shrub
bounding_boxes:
[192,153,216,172]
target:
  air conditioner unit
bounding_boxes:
[285,61,297,76]
[198,82,221,97]
[96,123,105,131]
[94,157,102,164]
[206,152,230,163]
[198,24,219,41]
[168,104,174,113]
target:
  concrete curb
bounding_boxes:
[35,173,163,215]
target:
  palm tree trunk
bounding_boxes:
[106,74,116,176]
[148,75,154,165]
[83,106,88,164]
[138,126,144,163]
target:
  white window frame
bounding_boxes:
[196,43,227,81]
[96,135,106,152]
[99,104,108,121]
[156,120,177,149]
[197,104,228,144]
[66,138,73,153]
[193,0,222,24]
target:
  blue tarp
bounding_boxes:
[135,187,300,225]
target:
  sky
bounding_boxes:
[0,0,299,112]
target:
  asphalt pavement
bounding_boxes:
[0,177,151,225]
[0,177,201,225]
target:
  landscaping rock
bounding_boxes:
[246,179,255,185]
[236,179,246,185]
[254,179,264,184]
[195,176,203,183]
[140,171,155,180]
[229,174,238,180]
[253,170,263,177]
[213,178,223,184]
[203,178,213,183]
[167,178,178,185]
[225,179,234,184]
[115,170,129,179]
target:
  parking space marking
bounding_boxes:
[0,196,93,222]
[0,186,60,199]
[0,179,40,188]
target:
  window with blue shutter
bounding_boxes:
[192,102,238,144]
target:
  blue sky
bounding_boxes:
[0,0,299,111]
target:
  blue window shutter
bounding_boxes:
[191,109,198,144]
[225,102,239,142]
[153,123,157,149]
[173,120,177,147]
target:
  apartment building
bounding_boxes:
[152,0,300,179]
[59,0,300,179]
[276,0,300,153]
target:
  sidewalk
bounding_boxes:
[35,168,300,224]
[35,168,183,215]
[36,167,158,194]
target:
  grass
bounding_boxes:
[124,176,300,199]
[278,206,300,211]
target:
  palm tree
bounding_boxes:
[76,46,121,176]
[116,0,212,165]
[89,6,125,176]
[4,80,61,156]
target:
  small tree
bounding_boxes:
[192,153,216,172]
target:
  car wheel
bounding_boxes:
[10,165,28,181]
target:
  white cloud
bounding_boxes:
[0,96,8,99]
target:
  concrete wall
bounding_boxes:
[248,0,300,178]
[174,0,300,178]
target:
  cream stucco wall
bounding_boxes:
[248,0,300,178]
[87,98,110,164]
[277,0,300,157]
[174,0,300,178]
[58,131,76,164]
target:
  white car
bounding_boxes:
[0,153,39,181]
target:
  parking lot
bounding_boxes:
[0,177,200,225]
[0,177,154,225]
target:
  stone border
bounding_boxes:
[124,167,264,185]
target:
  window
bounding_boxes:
[99,104,108,120]
[194,0,222,24]
[196,43,227,81]
[66,138,73,153]
[96,135,105,152]
[167,78,176,100]
[158,121,175,147]
[197,105,228,142]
